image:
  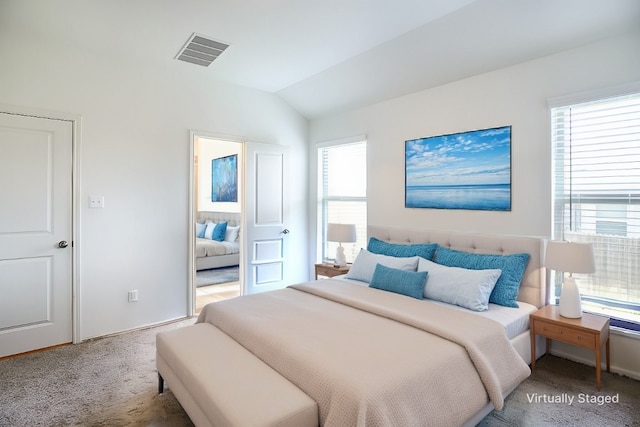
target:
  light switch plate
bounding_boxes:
[89,195,105,208]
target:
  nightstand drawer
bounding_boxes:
[316,265,338,277]
[536,320,596,349]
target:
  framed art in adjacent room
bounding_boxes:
[211,154,238,202]
[405,125,511,211]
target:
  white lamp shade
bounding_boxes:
[544,241,595,274]
[327,223,357,244]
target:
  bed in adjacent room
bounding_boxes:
[159,226,549,427]
[195,211,240,271]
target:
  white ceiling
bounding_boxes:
[2,0,639,119]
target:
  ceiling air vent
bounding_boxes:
[175,33,229,67]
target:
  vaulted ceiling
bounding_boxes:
[2,0,639,119]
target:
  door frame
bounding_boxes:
[0,103,81,344]
[188,130,245,316]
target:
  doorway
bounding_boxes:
[191,134,243,315]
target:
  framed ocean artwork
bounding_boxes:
[405,125,511,211]
[211,154,238,202]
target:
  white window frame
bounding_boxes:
[549,83,640,332]
[317,136,367,264]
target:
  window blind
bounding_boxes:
[320,142,367,263]
[551,92,640,329]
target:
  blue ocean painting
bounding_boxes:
[211,154,238,202]
[405,126,511,211]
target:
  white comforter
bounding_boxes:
[197,280,530,426]
[195,237,238,257]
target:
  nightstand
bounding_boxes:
[530,305,610,390]
[314,263,350,279]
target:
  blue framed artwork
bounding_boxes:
[405,126,511,211]
[211,154,238,202]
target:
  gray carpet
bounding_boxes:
[196,265,239,287]
[1,318,638,427]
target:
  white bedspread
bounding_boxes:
[195,238,239,257]
[197,280,530,426]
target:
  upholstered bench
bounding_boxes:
[156,323,318,427]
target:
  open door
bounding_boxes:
[0,112,73,357]
[243,142,290,295]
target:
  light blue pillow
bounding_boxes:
[345,249,419,283]
[195,222,206,238]
[367,237,438,260]
[369,263,427,300]
[418,257,501,311]
[212,221,228,241]
[434,246,530,308]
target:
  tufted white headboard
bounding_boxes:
[197,211,241,227]
[368,225,549,308]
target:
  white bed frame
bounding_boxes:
[368,225,550,426]
[195,211,241,271]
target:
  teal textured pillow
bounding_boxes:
[433,246,530,308]
[367,237,438,260]
[195,222,206,238]
[369,263,427,300]
[212,222,228,241]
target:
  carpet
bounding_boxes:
[196,265,239,287]
[1,319,638,427]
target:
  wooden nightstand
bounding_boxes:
[530,305,610,390]
[314,263,350,279]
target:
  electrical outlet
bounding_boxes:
[89,195,105,208]
[128,290,138,303]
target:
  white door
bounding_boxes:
[0,112,73,358]
[242,142,290,295]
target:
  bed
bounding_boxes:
[163,226,549,426]
[195,211,240,271]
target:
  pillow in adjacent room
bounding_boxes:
[344,249,419,283]
[433,246,530,308]
[224,225,240,242]
[367,237,438,260]
[195,222,206,239]
[418,257,501,311]
[203,221,216,240]
[369,263,427,300]
[212,221,228,241]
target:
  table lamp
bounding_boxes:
[544,240,596,318]
[327,223,357,267]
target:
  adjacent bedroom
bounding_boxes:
[193,136,242,313]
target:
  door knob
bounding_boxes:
[281,229,290,235]
[58,240,69,248]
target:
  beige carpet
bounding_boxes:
[1,318,639,427]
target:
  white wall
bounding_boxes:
[310,29,640,378]
[0,34,309,339]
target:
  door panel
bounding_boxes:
[243,143,290,295]
[0,112,73,357]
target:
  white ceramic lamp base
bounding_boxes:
[559,276,582,318]
[334,245,347,267]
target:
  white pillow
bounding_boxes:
[224,225,240,242]
[418,257,501,312]
[345,249,419,283]
[203,221,216,240]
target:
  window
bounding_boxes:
[318,141,367,264]
[551,92,640,330]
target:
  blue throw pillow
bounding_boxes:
[369,263,427,300]
[367,237,438,260]
[433,246,530,308]
[195,222,206,238]
[212,222,228,241]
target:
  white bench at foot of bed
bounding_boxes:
[156,323,318,427]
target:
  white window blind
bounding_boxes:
[319,141,367,263]
[551,92,640,329]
